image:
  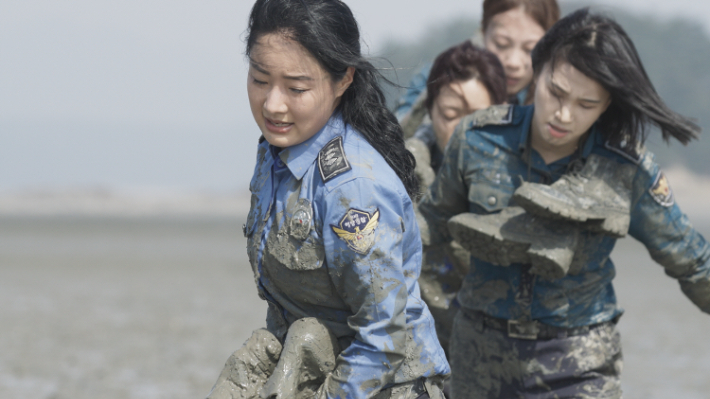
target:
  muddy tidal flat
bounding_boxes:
[2,212,710,398]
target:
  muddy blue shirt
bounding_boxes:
[245,115,450,399]
[394,64,432,121]
[412,123,444,173]
[418,104,710,327]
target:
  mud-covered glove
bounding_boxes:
[260,318,339,399]
[207,329,282,399]
[679,275,710,314]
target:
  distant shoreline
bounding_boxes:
[1,165,708,220]
[0,188,251,217]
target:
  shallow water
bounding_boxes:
[1,214,709,399]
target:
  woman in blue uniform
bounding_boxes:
[406,40,507,359]
[413,41,507,175]
[418,8,709,398]
[396,0,560,122]
[218,0,450,398]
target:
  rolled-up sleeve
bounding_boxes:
[628,154,710,314]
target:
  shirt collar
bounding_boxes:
[272,113,346,180]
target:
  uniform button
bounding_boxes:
[276,159,285,167]
[242,224,247,237]
[487,196,497,206]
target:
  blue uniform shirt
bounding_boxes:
[394,63,432,121]
[412,123,444,173]
[245,115,450,399]
[418,105,710,327]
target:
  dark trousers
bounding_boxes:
[449,310,623,399]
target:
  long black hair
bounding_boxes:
[531,8,700,146]
[246,0,419,198]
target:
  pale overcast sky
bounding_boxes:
[1,0,709,192]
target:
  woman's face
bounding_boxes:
[531,61,611,162]
[430,78,492,152]
[483,7,545,96]
[247,33,352,148]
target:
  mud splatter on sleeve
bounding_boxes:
[417,124,470,247]
[628,153,710,314]
[320,178,410,399]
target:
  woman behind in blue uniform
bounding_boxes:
[406,41,506,358]
[207,0,450,398]
[396,0,560,125]
[418,8,709,398]
[411,41,507,178]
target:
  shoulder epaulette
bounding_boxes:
[318,136,352,182]
[604,138,644,165]
[469,104,514,128]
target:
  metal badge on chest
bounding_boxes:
[289,198,313,240]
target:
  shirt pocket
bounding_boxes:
[466,169,515,214]
[264,210,326,272]
[263,230,335,307]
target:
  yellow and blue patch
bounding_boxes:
[331,208,379,255]
[649,171,674,207]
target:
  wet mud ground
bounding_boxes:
[2,213,710,399]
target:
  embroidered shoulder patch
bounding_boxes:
[318,136,351,182]
[330,208,379,255]
[649,171,674,207]
[469,104,514,128]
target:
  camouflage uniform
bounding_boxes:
[449,309,623,399]
[417,104,710,398]
[396,63,531,359]
[411,124,445,173]
[406,124,468,357]
[242,115,450,399]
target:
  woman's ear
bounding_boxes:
[335,67,355,97]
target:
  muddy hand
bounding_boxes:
[260,318,339,399]
[207,329,282,399]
